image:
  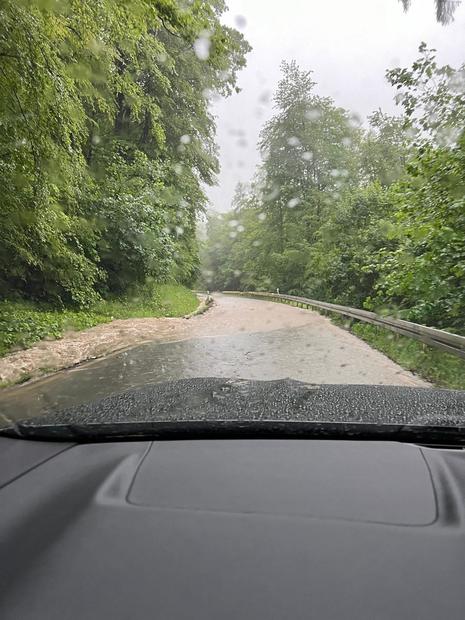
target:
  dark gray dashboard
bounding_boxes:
[1,435,465,619]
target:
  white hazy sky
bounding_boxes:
[206,0,465,212]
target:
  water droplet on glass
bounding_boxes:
[219,69,232,81]
[180,134,191,144]
[287,197,301,208]
[306,108,321,121]
[287,136,300,147]
[194,33,211,60]
[202,87,220,101]
[234,15,247,29]
[229,231,238,239]
[264,187,279,201]
[258,212,266,221]
[237,225,245,233]
[302,151,313,161]
[229,219,239,228]
[349,113,361,127]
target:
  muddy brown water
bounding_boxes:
[0,294,428,422]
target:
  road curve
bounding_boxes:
[188,294,428,387]
[0,293,428,421]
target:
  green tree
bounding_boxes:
[360,111,408,186]
[371,141,465,327]
[370,48,465,327]
[258,61,359,254]
[0,0,250,305]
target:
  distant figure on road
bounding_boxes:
[276,288,280,295]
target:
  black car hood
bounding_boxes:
[2,378,465,443]
[1,434,465,619]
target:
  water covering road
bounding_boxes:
[0,294,428,421]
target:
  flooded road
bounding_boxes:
[0,294,428,421]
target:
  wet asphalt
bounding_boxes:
[0,294,428,421]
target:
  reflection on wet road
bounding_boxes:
[0,294,428,420]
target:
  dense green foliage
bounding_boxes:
[0,284,198,357]
[0,0,250,306]
[201,47,465,333]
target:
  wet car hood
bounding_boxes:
[1,435,465,619]
[3,379,465,442]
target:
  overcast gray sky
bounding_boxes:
[206,0,465,212]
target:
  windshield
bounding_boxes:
[1,0,465,437]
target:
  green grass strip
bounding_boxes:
[0,284,198,357]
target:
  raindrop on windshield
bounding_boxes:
[194,32,211,60]
[287,136,300,146]
[234,15,247,29]
[306,108,321,121]
[259,90,271,104]
[202,87,220,101]
[264,187,279,201]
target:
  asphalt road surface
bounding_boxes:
[0,294,428,421]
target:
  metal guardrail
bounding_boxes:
[222,291,465,360]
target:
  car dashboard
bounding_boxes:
[1,435,465,619]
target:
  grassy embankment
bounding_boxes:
[0,284,198,357]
